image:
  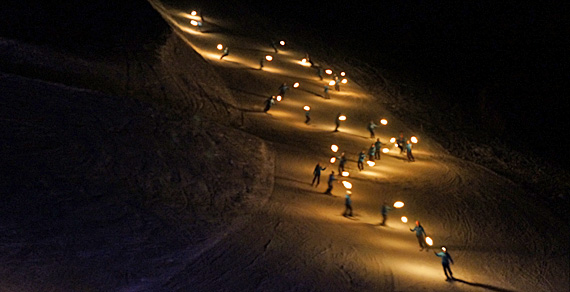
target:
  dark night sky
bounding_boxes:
[1,0,567,166]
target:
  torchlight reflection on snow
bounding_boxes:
[329,80,336,86]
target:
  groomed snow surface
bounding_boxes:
[0,0,567,291]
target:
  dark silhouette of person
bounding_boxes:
[410,220,427,250]
[374,139,382,160]
[220,47,229,60]
[343,191,353,217]
[338,152,347,173]
[380,202,392,226]
[368,120,377,138]
[397,131,406,154]
[406,140,415,162]
[324,171,337,195]
[311,163,326,186]
[435,246,455,281]
[264,96,275,112]
[334,113,341,132]
[357,151,366,171]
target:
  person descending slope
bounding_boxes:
[367,120,378,138]
[264,96,275,113]
[311,163,326,187]
[380,201,392,226]
[397,131,406,154]
[435,246,455,281]
[220,47,229,60]
[338,152,347,173]
[410,220,428,250]
[278,83,289,97]
[357,150,366,171]
[343,191,353,217]
[368,143,376,161]
[406,140,415,162]
[324,171,337,195]
[374,138,382,160]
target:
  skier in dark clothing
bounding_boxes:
[406,140,415,162]
[380,202,392,226]
[410,220,427,250]
[368,144,376,161]
[324,171,337,195]
[305,108,311,124]
[435,247,454,281]
[343,191,353,216]
[311,163,326,186]
[324,85,330,99]
[397,131,406,154]
[317,66,324,80]
[338,152,347,173]
[357,151,366,171]
[220,47,229,60]
[374,139,382,160]
[264,96,275,112]
[278,83,290,97]
[367,120,378,138]
[334,113,341,132]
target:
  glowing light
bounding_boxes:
[299,59,311,67]
[330,157,336,163]
[190,20,199,26]
[303,105,311,111]
[338,115,346,121]
[341,78,348,84]
[301,58,307,63]
[341,171,349,177]
[280,40,285,46]
[366,161,375,167]
[293,82,300,88]
[425,237,433,246]
[217,44,223,50]
[390,137,396,143]
[380,119,388,125]
[393,201,405,208]
[382,148,390,153]
[340,71,346,76]
[411,136,418,143]
[276,95,282,102]
[342,181,352,189]
[191,11,197,16]
[442,246,447,252]
[265,55,273,61]
[331,144,339,152]
[329,80,336,86]
[401,216,408,223]
[325,69,333,75]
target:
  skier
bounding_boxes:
[380,201,392,226]
[435,247,455,281]
[410,221,428,250]
[311,163,326,186]
[263,96,275,113]
[368,143,376,161]
[334,77,340,91]
[357,151,366,171]
[397,131,406,154]
[324,171,337,195]
[317,66,324,80]
[338,152,347,173]
[220,47,229,60]
[324,84,330,99]
[305,108,311,124]
[278,83,289,97]
[406,140,415,162]
[368,120,378,138]
[270,40,279,53]
[334,113,341,132]
[374,138,382,160]
[343,191,353,217]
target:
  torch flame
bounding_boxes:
[331,144,339,152]
[342,181,352,189]
[325,69,333,75]
[293,82,300,88]
[217,44,223,50]
[191,10,197,16]
[341,78,348,84]
[330,157,336,163]
[380,119,388,125]
[393,201,405,208]
[265,55,273,61]
[411,136,418,143]
[190,20,198,26]
[303,105,310,111]
[340,71,346,76]
[390,137,396,143]
[341,171,349,177]
[382,148,390,153]
[338,115,347,121]
[425,237,433,246]
[280,40,285,46]
[366,161,375,167]
[401,216,408,223]
[276,95,282,102]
